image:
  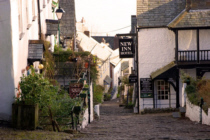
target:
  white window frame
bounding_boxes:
[157,80,169,100]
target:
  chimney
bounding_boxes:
[84,31,90,37]
[81,17,86,23]
[186,0,191,11]
[186,0,209,11]
[101,38,106,43]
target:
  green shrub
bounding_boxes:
[125,102,134,109]
[117,93,120,98]
[185,85,196,94]
[93,84,104,105]
[104,93,111,101]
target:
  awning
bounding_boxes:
[104,75,112,85]
[150,62,177,80]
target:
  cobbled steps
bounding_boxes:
[75,99,210,140]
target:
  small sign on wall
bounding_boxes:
[119,39,134,58]
[129,74,137,83]
[140,78,153,98]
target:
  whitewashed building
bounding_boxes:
[110,48,122,99]
[76,32,113,92]
[0,0,56,121]
[137,0,210,111]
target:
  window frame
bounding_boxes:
[157,80,169,100]
[18,0,24,40]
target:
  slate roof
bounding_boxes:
[76,32,112,61]
[137,0,186,27]
[59,0,76,37]
[168,9,210,28]
[92,36,115,49]
[121,61,129,71]
[104,75,112,84]
[137,0,210,28]
[110,48,121,66]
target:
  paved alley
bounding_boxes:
[76,99,210,140]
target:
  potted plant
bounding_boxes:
[180,71,191,85]
[73,98,83,115]
[80,90,87,98]
[82,84,89,91]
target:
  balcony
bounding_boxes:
[177,50,210,66]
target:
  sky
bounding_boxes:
[75,0,136,36]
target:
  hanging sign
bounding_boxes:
[119,39,134,58]
[129,74,137,83]
[140,78,153,98]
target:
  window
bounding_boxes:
[32,0,36,21]
[157,80,169,100]
[18,0,24,39]
[26,0,30,29]
[43,0,46,8]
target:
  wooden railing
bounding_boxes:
[200,50,210,61]
[178,50,197,62]
[178,50,210,62]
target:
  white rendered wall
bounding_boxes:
[0,0,15,120]
[186,98,210,125]
[138,28,175,110]
[0,0,54,120]
[98,58,111,89]
[112,62,121,99]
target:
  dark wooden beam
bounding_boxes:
[197,29,200,64]
[175,30,178,64]
[176,68,180,108]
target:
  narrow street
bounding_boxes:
[76,99,210,140]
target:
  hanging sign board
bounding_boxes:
[129,74,137,83]
[140,78,153,98]
[28,44,44,60]
[119,39,134,58]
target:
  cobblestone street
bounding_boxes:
[76,99,210,140]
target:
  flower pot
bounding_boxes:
[12,103,39,130]
[184,78,190,85]
[82,87,89,91]
[80,93,87,98]
[73,106,82,115]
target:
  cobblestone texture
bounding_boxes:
[76,99,210,140]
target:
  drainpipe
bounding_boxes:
[37,0,41,40]
[136,27,140,114]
